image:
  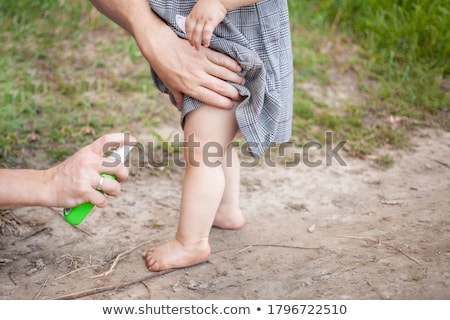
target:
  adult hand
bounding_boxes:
[89,0,244,110]
[43,133,136,209]
[133,10,245,110]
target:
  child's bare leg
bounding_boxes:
[143,104,238,271]
[213,146,245,229]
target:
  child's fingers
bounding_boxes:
[185,19,202,49]
[202,23,215,48]
[192,23,205,50]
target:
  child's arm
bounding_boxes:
[222,0,261,11]
[186,0,260,50]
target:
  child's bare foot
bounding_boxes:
[142,238,211,271]
[213,205,245,230]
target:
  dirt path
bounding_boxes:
[0,127,449,300]
[0,130,450,300]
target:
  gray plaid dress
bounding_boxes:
[148,0,294,157]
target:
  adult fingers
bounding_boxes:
[86,174,121,208]
[89,133,136,181]
[190,86,236,110]
[204,50,245,101]
[100,160,130,182]
[172,90,184,110]
[165,79,236,110]
[205,48,243,74]
[97,174,122,197]
[89,133,138,156]
[197,73,242,106]
[89,190,108,208]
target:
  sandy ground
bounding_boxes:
[0,124,449,300]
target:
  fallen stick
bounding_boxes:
[34,276,50,300]
[434,159,449,169]
[55,265,103,281]
[214,243,324,255]
[91,240,154,278]
[53,242,323,299]
[337,235,422,266]
[53,269,175,300]
[12,227,51,245]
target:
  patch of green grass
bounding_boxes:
[288,0,449,161]
[0,1,161,167]
[291,26,332,84]
[375,154,395,169]
[323,0,449,73]
[1,0,448,170]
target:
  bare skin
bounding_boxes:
[186,0,260,50]
[143,104,244,271]
[89,0,244,110]
[213,146,246,230]
[0,133,134,209]
[87,0,247,271]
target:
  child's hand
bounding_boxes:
[185,0,227,50]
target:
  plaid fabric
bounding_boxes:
[148,0,294,157]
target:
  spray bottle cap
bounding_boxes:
[110,145,133,163]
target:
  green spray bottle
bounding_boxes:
[63,145,133,226]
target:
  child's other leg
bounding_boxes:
[143,104,238,271]
[213,145,245,229]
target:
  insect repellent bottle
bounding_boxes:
[64,145,133,226]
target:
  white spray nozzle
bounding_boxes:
[111,145,133,163]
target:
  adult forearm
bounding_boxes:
[0,169,49,209]
[89,0,171,68]
[89,0,162,37]
[90,0,244,109]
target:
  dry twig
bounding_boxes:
[12,227,52,245]
[91,240,154,278]
[337,235,422,265]
[52,241,323,299]
[53,270,174,300]
[140,281,152,299]
[34,276,50,300]
[214,243,324,255]
[434,159,449,169]
[55,265,103,281]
